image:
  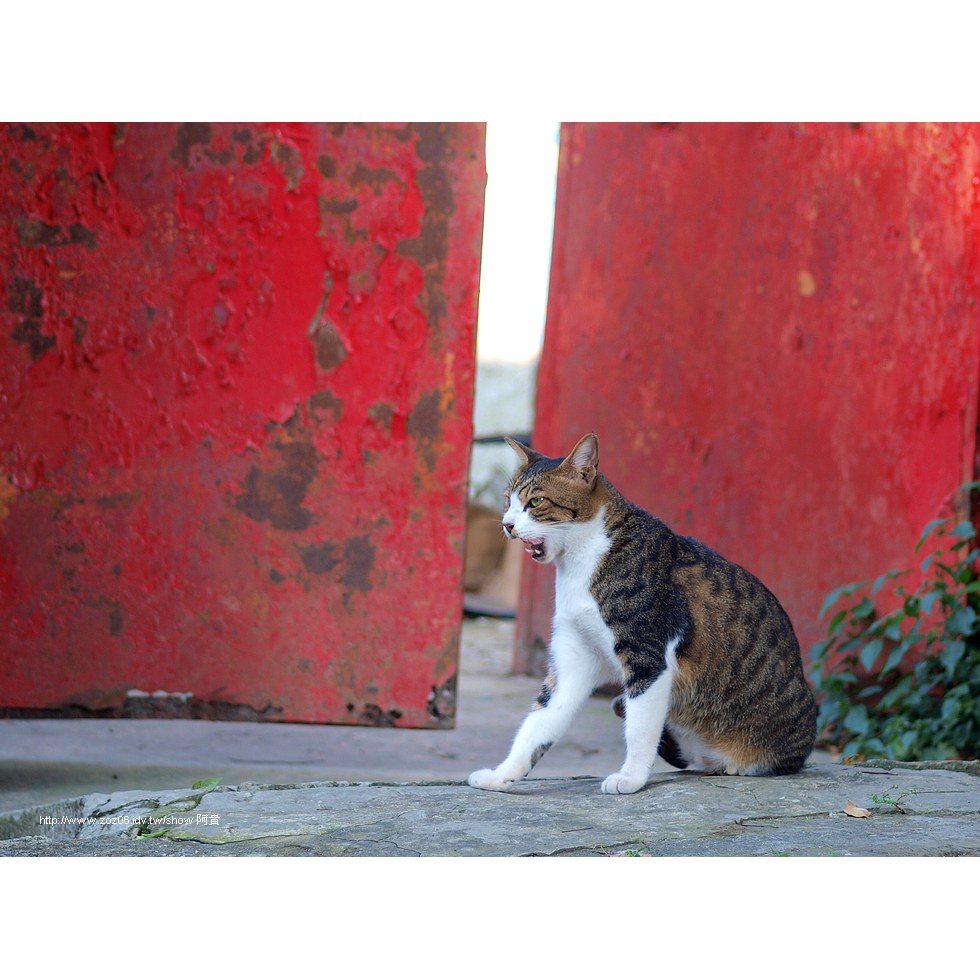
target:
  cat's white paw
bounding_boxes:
[601,771,646,795]
[468,768,514,792]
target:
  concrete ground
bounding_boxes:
[3,616,978,858]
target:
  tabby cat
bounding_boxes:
[468,433,817,795]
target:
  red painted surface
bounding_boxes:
[0,122,485,726]
[518,122,980,674]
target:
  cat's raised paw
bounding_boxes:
[468,768,514,792]
[601,771,646,795]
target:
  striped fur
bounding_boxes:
[468,432,817,795]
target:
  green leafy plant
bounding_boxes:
[811,486,980,762]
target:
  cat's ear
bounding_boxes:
[562,433,599,483]
[504,436,542,466]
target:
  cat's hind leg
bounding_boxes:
[468,633,605,792]
[612,695,687,772]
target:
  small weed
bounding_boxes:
[869,784,920,814]
[192,777,222,792]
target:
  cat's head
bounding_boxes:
[501,433,603,564]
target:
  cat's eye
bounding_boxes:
[528,496,545,507]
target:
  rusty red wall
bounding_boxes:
[0,122,485,727]
[517,122,980,673]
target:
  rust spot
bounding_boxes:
[346,703,403,727]
[270,140,304,191]
[308,280,348,373]
[232,129,264,166]
[407,389,443,472]
[108,602,123,636]
[351,162,401,193]
[318,196,358,215]
[133,698,284,721]
[427,673,457,726]
[397,123,454,332]
[0,472,19,520]
[9,123,41,142]
[341,535,375,592]
[8,277,53,361]
[3,693,287,722]
[171,122,213,168]
[17,218,97,250]
[310,319,348,372]
[317,154,337,179]
[368,401,394,432]
[299,541,341,574]
[309,389,343,423]
[57,684,131,713]
[234,441,319,531]
[96,491,141,509]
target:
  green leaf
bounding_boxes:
[951,521,976,539]
[844,704,870,734]
[879,675,913,709]
[895,729,915,753]
[859,638,884,672]
[819,582,864,619]
[883,619,903,642]
[947,606,978,637]
[827,609,848,637]
[941,694,962,722]
[916,518,948,552]
[192,777,223,792]
[919,591,943,616]
[851,597,875,619]
[921,553,935,573]
[940,640,966,677]
[871,570,903,595]
[882,644,908,673]
[817,700,842,727]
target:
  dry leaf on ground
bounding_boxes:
[843,801,872,818]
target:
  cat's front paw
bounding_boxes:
[601,771,647,795]
[468,768,514,792]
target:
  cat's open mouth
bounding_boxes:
[521,537,546,561]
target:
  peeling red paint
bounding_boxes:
[1,122,485,726]
[519,122,980,671]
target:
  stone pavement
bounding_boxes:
[2,618,978,857]
[1,761,978,857]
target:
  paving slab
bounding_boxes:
[1,762,977,857]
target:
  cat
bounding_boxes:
[468,432,817,795]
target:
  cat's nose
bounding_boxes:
[503,523,515,537]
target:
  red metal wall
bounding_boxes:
[518,122,980,673]
[1,122,485,727]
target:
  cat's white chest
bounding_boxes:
[552,508,621,678]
